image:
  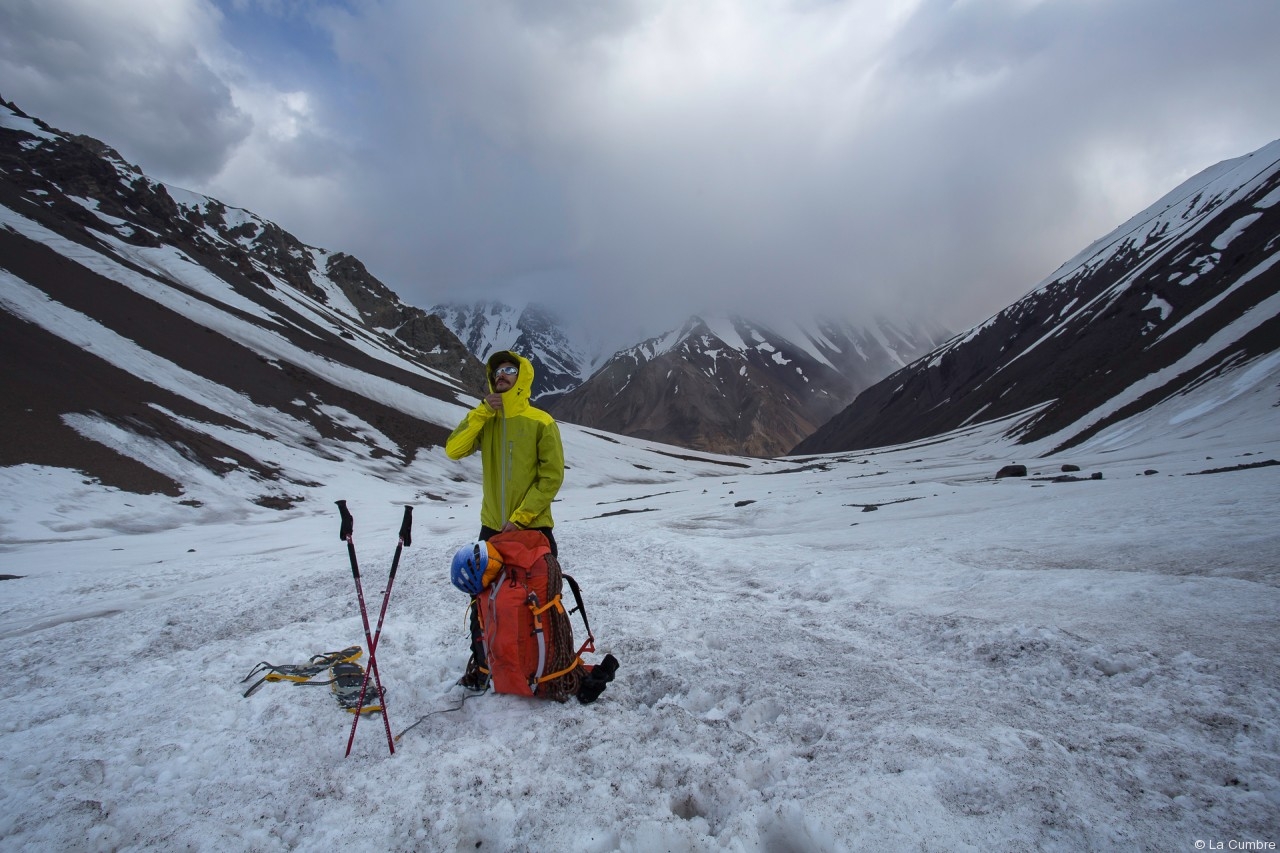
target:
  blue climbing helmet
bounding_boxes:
[450,541,502,594]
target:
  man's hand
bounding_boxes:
[500,521,521,532]
[485,392,503,411]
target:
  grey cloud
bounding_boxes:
[6,0,1280,344]
[0,1,250,182]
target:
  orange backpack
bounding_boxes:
[476,530,609,701]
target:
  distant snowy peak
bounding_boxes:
[614,315,708,363]
[796,137,1280,456]
[431,300,526,360]
[431,300,601,402]
[429,296,946,430]
[610,314,945,379]
[550,313,947,457]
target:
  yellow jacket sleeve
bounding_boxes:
[444,402,496,460]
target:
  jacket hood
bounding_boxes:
[486,350,535,413]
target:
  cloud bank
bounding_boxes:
[4,0,1280,340]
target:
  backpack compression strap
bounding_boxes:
[562,574,596,656]
[528,586,596,686]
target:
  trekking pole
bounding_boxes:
[336,501,411,756]
[344,504,412,757]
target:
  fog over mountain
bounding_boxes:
[5,93,1278,487]
[795,137,1280,457]
[4,1,1278,347]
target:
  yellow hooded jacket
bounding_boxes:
[445,351,564,531]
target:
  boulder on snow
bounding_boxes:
[996,464,1028,479]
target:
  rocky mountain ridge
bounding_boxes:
[794,137,1280,455]
[550,314,948,456]
[8,92,1275,495]
[0,99,484,500]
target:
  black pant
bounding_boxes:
[469,527,557,669]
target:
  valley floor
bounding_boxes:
[1,420,1278,851]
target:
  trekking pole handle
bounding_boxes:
[398,505,413,547]
[336,500,354,541]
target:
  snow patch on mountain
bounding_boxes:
[552,313,947,456]
[432,299,614,401]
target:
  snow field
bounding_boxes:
[0,411,1277,850]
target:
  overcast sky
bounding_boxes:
[3,0,1279,341]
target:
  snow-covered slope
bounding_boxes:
[1,372,1276,850]
[797,138,1280,455]
[0,100,485,505]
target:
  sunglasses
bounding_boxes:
[494,366,519,376]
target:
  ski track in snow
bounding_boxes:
[1,412,1278,851]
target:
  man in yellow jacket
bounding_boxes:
[445,350,565,687]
